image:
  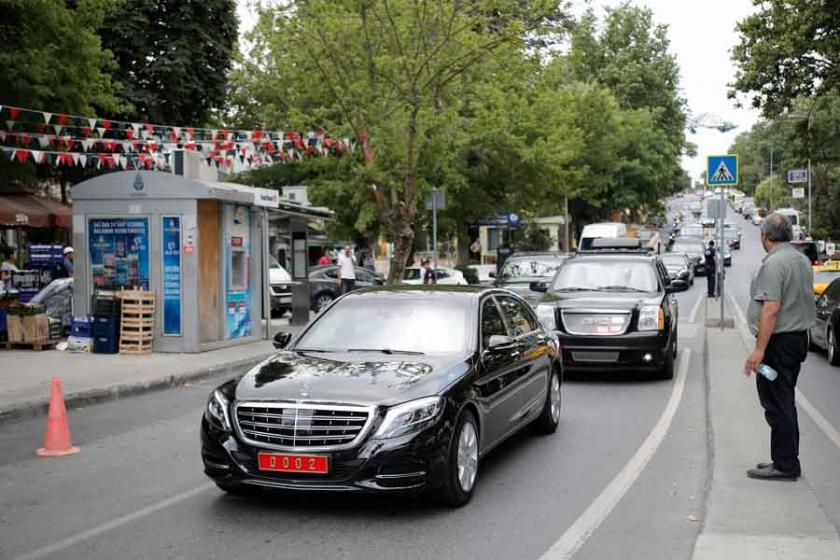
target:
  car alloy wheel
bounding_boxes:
[315,293,334,311]
[457,421,479,493]
[829,326,840,366]
[550,374,561,423]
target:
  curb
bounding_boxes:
[0,352,274,424]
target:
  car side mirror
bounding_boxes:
[487,334,515,351]
[273,331,292,349]
[489,271,496,278]
[530,281,548,293]
[666,281,688,293]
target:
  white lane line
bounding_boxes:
[688,294,703,324]
[727,295,840,455]
[540,348,691,560]
[12,483,213,560]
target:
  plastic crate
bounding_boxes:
[93,336,119,354]
[91,315,120,340]
[70,316,93,338]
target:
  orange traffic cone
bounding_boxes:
[36,377,80,457]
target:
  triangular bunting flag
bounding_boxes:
[96,127,106,137]
[53,125,63,135]
[43,112,52,124]
[30,150,42,164]
[6,120,15,131]
[37,135,49,148]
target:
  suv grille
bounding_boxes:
[235,403,373,451]
[562,310,631,336]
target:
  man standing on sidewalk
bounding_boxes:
[704,240,716,297]
[744,213,815,480]
[337,245,356,295]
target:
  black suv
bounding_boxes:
[533,240,684,378]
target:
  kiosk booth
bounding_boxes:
[71,171,268,353]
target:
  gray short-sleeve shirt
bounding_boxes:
[747,243,816,334]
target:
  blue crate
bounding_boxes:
[91,315,119,339]
[0,309,6,334]
[70,317,93,338]
[93,336,119,354]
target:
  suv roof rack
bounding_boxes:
[577,238,653,254]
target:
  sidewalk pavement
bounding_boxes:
[0,320,304,423]
[693,299,840,559]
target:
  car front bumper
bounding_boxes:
[557,330,671,372]
[201,416,451,495]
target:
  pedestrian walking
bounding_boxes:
[422,259,436,285]
[318,251,331,266]
[61,247,74,277]
[337,245,356,295]
[744,213,816,480]
[704,240,716,297]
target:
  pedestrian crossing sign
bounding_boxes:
[707,155,738,186]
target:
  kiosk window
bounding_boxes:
[230,250,247,290]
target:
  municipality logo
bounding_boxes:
[133,173,145,192]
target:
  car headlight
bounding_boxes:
[536,304,557,330]
[373,397,443,439]
[205,389,232,432]
[638,305,664,331]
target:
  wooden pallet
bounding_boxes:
[3,339,58,351]
[118,290,155,354]
[119,338,153,354]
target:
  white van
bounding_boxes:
[776,207,800,226]
[578,222,628,251]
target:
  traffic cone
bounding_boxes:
[36,377,80,457]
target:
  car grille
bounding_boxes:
[562,310,632,336]
[235,403,374,451]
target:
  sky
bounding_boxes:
[236,0,762,183]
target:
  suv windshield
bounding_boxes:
[672,241,701,253]
[500,256,567,280]
[661,254,686,267]
[551,260,658,293]
[296,296,470,354]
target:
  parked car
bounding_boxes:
[269,257,293,316]
[534,239,684,378]
[812,261,840,296]
[669,237,706,275]
[467,264,497,286]
[201,286,561,506]
[810,277,840,365]
[492,252,569,307]
[308,265,385,311]
[578,222,628,252]
[660,252,694,287]
[402,267,467,286]
[723,224,742,249]
[791,239,820,265]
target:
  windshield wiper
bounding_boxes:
[347,348,426,355]
[553,287,592,292]
[597,285,650,293]
[295,348,336,353]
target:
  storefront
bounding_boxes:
[71,171,267,352]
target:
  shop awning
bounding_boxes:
[0,194,71,228]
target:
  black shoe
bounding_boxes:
[747,465,799,480]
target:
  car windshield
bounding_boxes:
[551,260,658,293]
[814,271,840,284]
[500,256,566,279]
[295,296,470,354]
[672,242,700,253]
[661,255,686,267]
[680,225,703,237]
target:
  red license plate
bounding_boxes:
[257,452,329,474]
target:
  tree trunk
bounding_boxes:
[385,107,419,284]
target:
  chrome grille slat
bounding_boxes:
[234,402,374,452]
[562,310,632,336]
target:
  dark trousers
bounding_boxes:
[340,278,356,295]
[756,331,808,474]
[706,270,716,297]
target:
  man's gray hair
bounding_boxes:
[761,213,794,242]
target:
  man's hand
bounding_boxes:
[744,349,764,376]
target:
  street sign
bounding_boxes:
[792,187,805,199]
[707,155,739,186]
[826,242,835,257]
[424,189,446,210]
[707,198,727,219]
[788,169,808,184]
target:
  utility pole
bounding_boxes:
[769,147,774,208]
[564,195,570,252]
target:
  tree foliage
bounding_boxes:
[731,0,840,116]
[99,0,238,123]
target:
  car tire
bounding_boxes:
[690,276,694,286]
[436,409,479,508]
[828,326,840,366]
[657,343,675,380]
[808,331,819,352]
[314,292,334,311]
[531,368,561,435]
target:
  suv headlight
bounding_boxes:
[205,389,232,432]
[373,397,443,439]
[638,305,664,331]
[536,304,557,330]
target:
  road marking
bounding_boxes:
[688,294,703,324]
[540,348,691,560]
[12,483,213,560]
[727,295,840,455]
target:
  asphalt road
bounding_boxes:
[0,250,710,560]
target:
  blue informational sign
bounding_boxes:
[88,217,150,290]
[224,204,251,339]
[707,155,739,186]
[161,216,182,336]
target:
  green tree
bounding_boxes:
[236,0,563,283]
[99,0,238,123]
[731,0,840,116]
[0,0,120,114]
[754,175,788,209]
